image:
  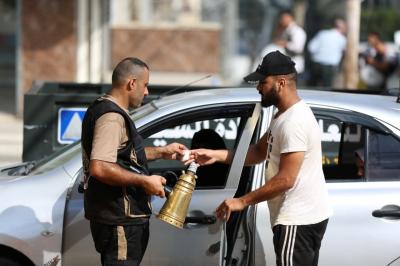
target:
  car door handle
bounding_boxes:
[372,205,400,219]
[185,215,217,224]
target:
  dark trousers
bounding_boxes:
[273,219,328,266]
[90,221,150,266]
[309,61,337,87]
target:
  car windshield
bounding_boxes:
[29,141,82,175]
[25,102,158,175]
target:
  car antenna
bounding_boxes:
[155,74,213,100]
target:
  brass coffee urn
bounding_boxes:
[157,162,198,228]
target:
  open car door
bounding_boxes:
[142,103,261,265]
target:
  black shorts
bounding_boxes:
[273,219,328,266]
[90,221,149,266]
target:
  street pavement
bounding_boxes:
[0,111,23,167]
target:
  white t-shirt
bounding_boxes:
[265,100,332,227]
[308,28,347,66]
[282,22,306,73]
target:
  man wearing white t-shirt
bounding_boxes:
[308,18,347,87]
[192,50,332,266]
[273,10,306,74]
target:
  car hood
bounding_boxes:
[0,164,76,266]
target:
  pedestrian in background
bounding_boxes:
[256,10,306,75]
[272,10,307,74]
[193,51,332,266]
[359,32,399,90]
[81,57,190,266]
[308,18,347,87]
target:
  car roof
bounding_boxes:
[150,87,400,130]
[300,90,400,127]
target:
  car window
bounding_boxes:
[145,118,238,151]
[316,110,400,182]
[340,123,365,165]
[319,117,342,166]
[140,104,256,189]
[146,118,239,188]
[367,131,400,181]
[318,116,364,181]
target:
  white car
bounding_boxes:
[0,88,400,266]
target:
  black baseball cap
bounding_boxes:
[244,50,296,83]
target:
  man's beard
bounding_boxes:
[261,86,279,107]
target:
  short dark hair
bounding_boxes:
[368,31,381,41]
[279,9,294,18]
[277,72,297,83]
[332,17,344,26]
[112,57,149,86]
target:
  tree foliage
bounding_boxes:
[361,8,400,41]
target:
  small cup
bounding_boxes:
[181,150,190,161]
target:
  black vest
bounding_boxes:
[81,98,151,225]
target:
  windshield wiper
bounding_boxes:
[7,161,37,176]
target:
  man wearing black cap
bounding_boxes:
[192,50,332,266]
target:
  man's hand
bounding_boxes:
[162,142,189,160]
[215,198,246,221]
[191,148,218,166]
[142,175,167,198]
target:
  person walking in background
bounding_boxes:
[81,57,190,266]
[359,32,399,90]
[256,10,306,75]
[308,18,347,87]
[193,51,332,266]
[272,10,307,74]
